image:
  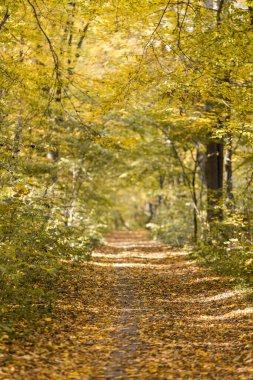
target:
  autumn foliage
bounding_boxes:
[0,0,252,374]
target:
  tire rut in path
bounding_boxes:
[105,270,143,380]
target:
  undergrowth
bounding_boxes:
[192,242,253,288]
[0,201,102,336]
[191,218,253,290]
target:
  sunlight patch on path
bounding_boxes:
[203,289,249,302]
[92,251,170,259]
[198,307,253,320]
[103,243,163,249]
[186,276,223,284]
[90,261,195,269]
[159,290,249,304]
[93,250,190,259]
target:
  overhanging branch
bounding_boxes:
[0,8,10,31]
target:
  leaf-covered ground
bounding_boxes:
[0,232,253,379]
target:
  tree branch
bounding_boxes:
[77,23,89,50]
[0,8,9,31]
[26,0,60,79]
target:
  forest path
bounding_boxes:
[1,231,253,379]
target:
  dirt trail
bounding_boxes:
[1,231,253,379]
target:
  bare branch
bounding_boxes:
[152,0,172,36]
[26,0,60,79]
[177,0,190,50]
[77,23,89,50]
[0,8,10,31]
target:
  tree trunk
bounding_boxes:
[205,141,223,222]
[192,149,199,242]
[224,133,234,213]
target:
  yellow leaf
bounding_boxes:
[44,317,52,322]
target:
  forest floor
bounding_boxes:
[0,231,253,379]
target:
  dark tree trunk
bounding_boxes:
[192,149,199,243]
[192,176,198,242]
[225,133,234,213]
[248,6,253,26]
[205,142,223,222]
[157,174,165,205]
